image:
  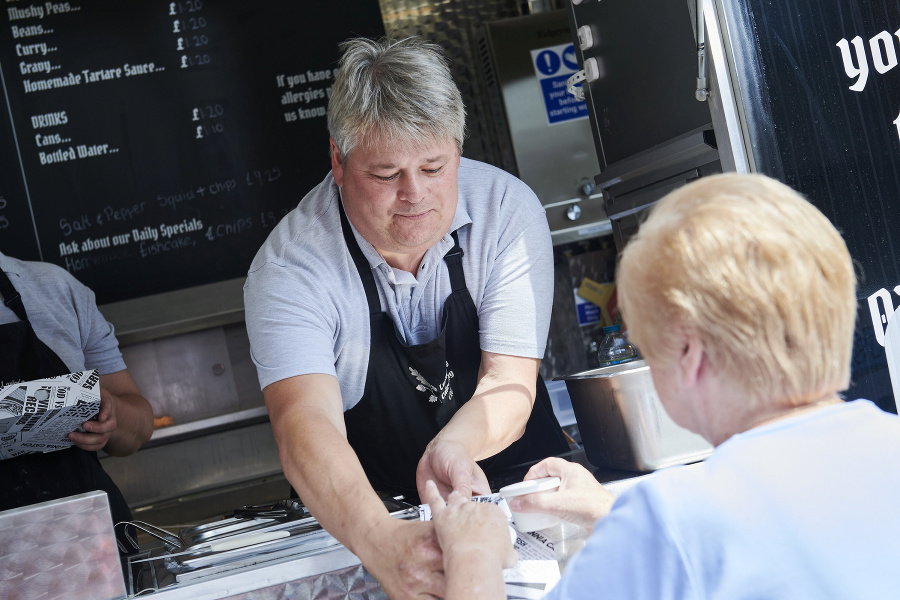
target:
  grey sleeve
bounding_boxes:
[478,207,554,359]
[244,261,344,391]
[71,277,127,375]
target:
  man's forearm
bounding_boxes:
[274,405,393,558]
[104,392,153,456]
[98,370,153,456]
[435,393,531,461]
[267,376,445,599]
[434,353,539,460]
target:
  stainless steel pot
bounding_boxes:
[560,359,712,472]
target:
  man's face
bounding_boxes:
[331,135,460,270]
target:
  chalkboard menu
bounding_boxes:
[720,0,900,413]
[0,1,384,304]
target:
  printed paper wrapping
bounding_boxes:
[0,370,100,460]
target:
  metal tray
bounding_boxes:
[560,360,712,471]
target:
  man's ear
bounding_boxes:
[330,139,344,187]
[680,330,706,389]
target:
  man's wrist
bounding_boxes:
[428,432,476,461]
[353,512,401,561]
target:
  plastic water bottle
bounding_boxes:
[587,339,601,368]
[595,325,637,367]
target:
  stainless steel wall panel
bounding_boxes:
[121,324,263,428]
[102,423,282,509]
[482,11,610,244]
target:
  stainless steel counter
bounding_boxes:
[122,451,646,600]
[131,519,595,600]
[136,547,378,600]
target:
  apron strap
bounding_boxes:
[338,198,382,317]
[444,231,467,293]
[0,268,28,322]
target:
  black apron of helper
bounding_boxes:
[0,269,133,526]
[339,203,568,498]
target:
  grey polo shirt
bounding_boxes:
[244,158,554,411]
[0,251,126,375]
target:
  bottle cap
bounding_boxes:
[602,325,621,334]
[498,477,562,533]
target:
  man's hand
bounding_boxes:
[423,480,515,600]
[415,353,539,501]
[359,518,446,600]
[67,371,153,456]
[506,457,616,532]
[416,439,490,500]
[69,387,118,452]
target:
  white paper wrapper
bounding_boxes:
[419,492,561,596]
[0,370,101,459]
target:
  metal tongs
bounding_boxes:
[115,520,184,554]
[232,499,309,520]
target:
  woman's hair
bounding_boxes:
[327,36,466,159]
[617,173,856,408]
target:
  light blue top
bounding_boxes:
[243,158,554,409]
[546,399,900,600]
[0,251,126,375]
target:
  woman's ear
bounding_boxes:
[679,330,706,389]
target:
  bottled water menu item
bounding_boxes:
[0,1,384,303]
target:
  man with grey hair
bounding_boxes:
[244,36,567,598]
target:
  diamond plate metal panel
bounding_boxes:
[0,491,125,600]
[218,564,387,600]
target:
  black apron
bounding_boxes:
[0,269,133,527]
[339,202,569,499]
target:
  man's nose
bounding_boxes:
[398,173,425,204]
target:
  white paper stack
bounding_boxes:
[419,493,562,598]
[0,369,101,459]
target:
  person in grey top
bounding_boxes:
[243,36,567,599]
[0,250,153,526]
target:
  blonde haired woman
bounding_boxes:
[424,173,900,599]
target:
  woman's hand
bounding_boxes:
[507,457,615,532]
[423,480,516,600]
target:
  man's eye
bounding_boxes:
[375,173,398,182]
[423,167,443,175]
